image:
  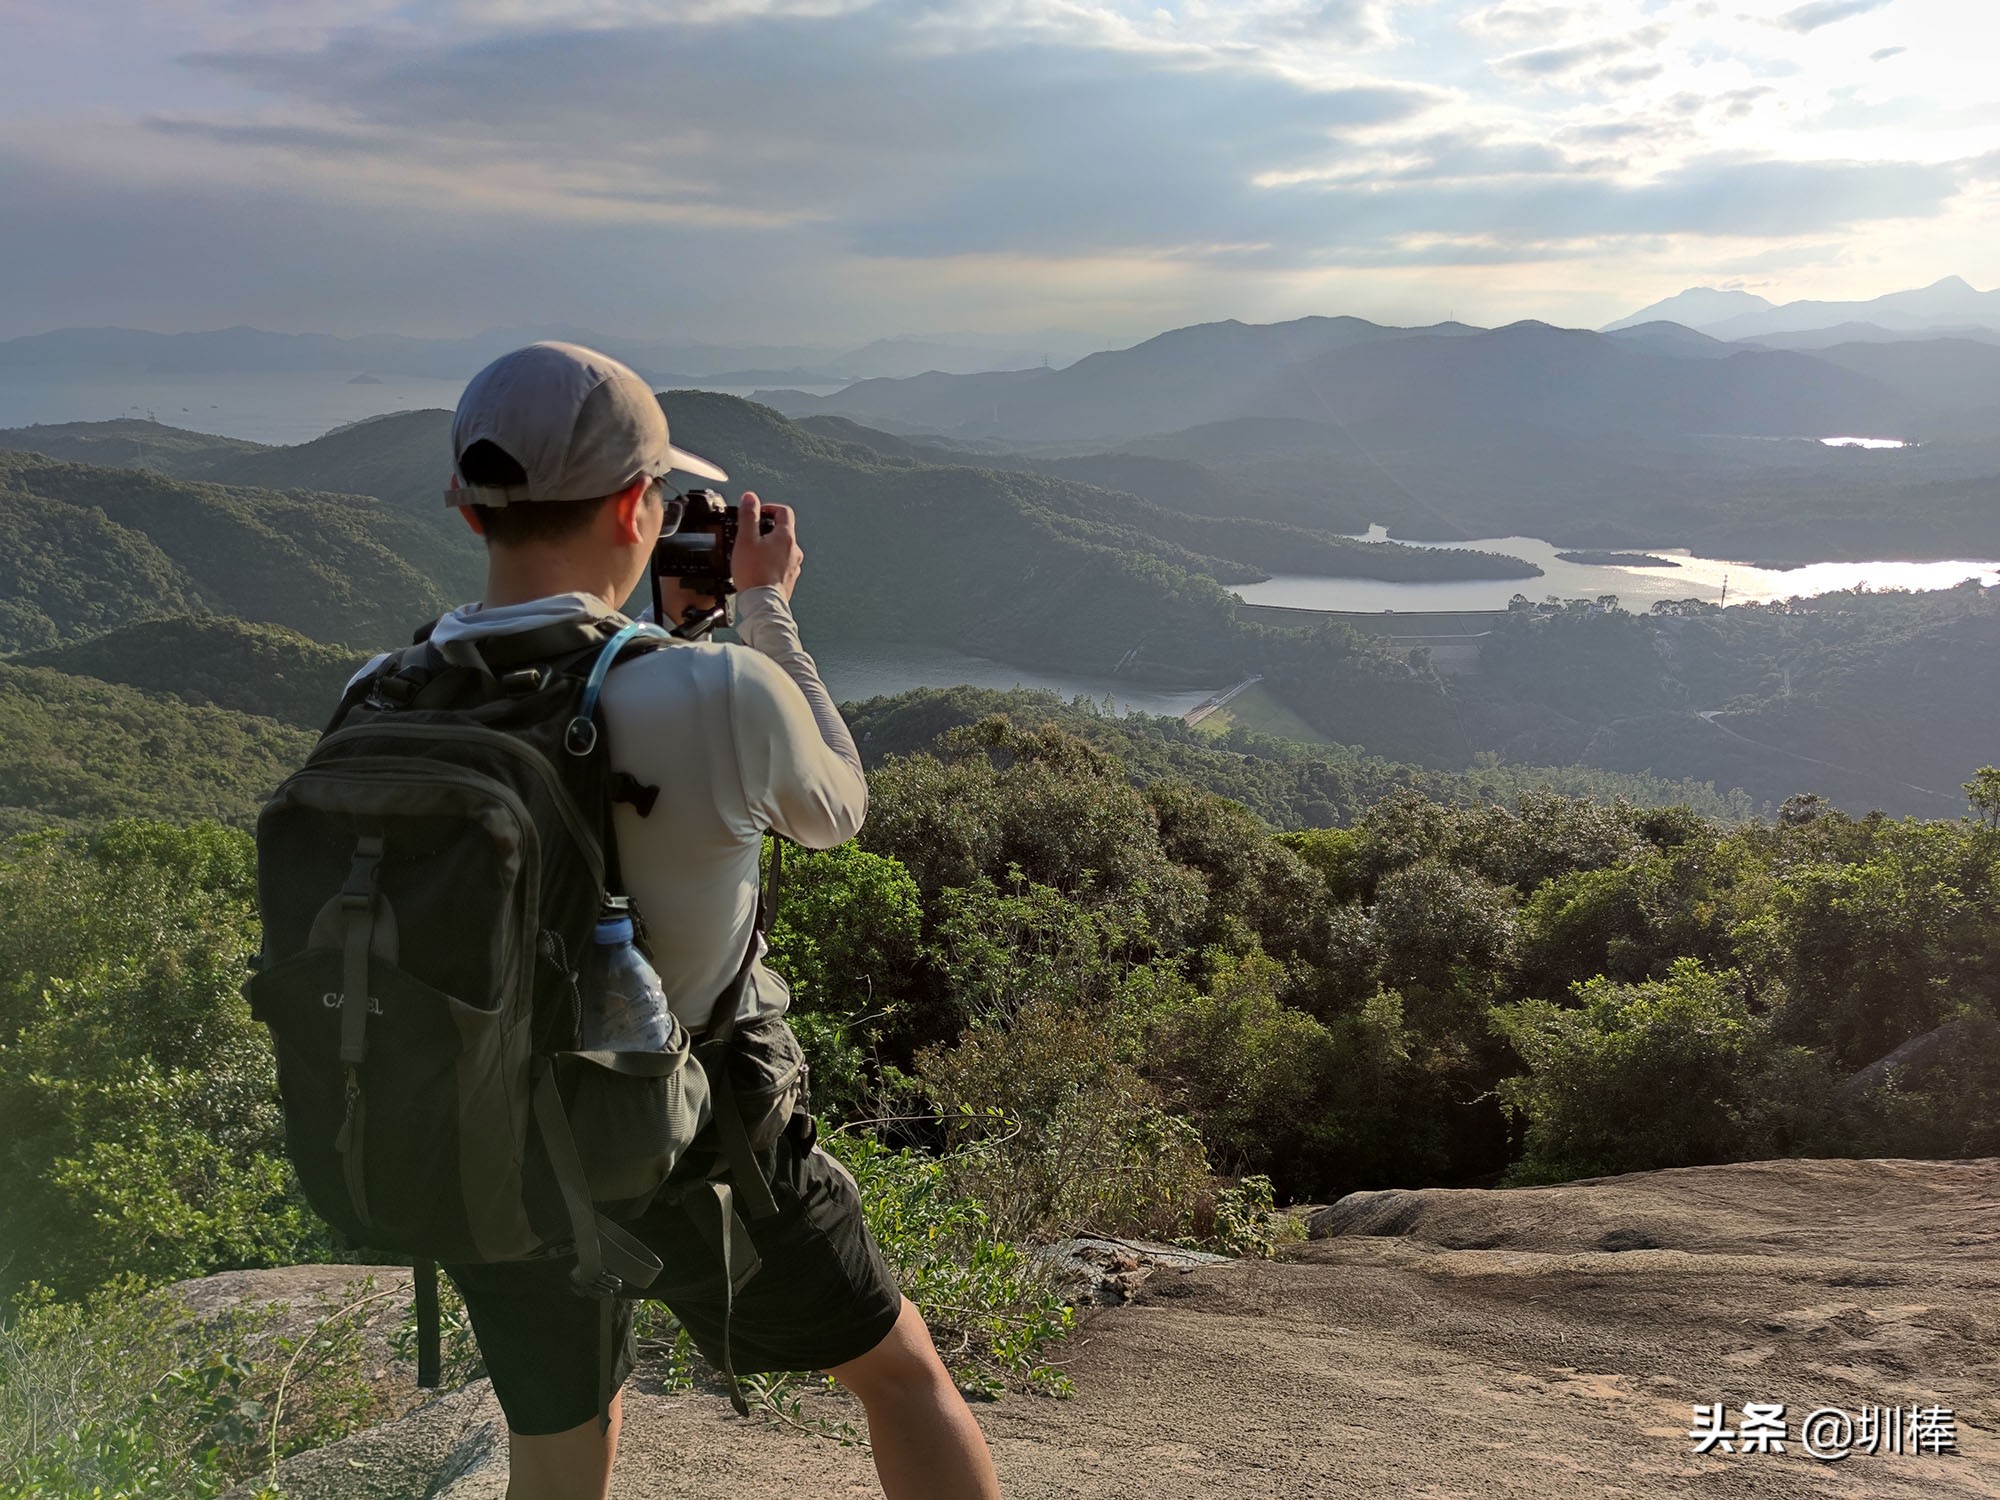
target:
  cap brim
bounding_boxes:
[666,443,729,484]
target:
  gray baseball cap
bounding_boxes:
[444,340,728,508]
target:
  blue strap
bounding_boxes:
[565,620,673,756]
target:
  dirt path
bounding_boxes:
[253,1157,2000,1498]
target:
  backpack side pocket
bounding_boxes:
[723,1013,810,1155]
[249,948,537,1261]
[555,1032,714,1220]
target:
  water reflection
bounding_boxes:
[1236,531,2000,614]
[1821,436,1912,450]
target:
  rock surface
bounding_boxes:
[242,1158,2000,1497]
[1036,1234,1232,1304]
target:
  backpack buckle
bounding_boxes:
[340,835,384,910]
[569,1265,623,1299]
[500,667,546,696]
[370,675,418,708]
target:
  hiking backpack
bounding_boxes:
[248,615,778,1413]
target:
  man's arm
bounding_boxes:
[736,585,864,783]
[710,493,866,846]
[727,625,867,848]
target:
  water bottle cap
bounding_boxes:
[593,916,635,945]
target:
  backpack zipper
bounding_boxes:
[277,759,545,996]
[316,720,605,891]
[274,758,545,1241]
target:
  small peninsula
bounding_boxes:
[1555,549,1679,568]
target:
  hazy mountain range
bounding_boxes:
[1604,275,2000,343]
[0,325,1109,385]
[761,310,2000,445]
[745,311,2000,561]
[10,277,1995,396]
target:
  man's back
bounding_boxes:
[369,339,997,1499]
[427,584,866,1031]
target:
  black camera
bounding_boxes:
[649,488,775,633]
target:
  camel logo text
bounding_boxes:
[321,991,384,1015]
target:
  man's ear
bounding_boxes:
[607,478,652,546]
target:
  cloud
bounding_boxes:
[1496,25,1665,81]
[47,5,1976,267]
[1254,0,1405,48]
[168,14,1443,261]
[144,118,399,158]
[1870,45,1905,61]
[1603,61,1665,86]
[1775,0,1892,34]
[0,0,1987,339]
[1266,155,1959,251]
[1463,3,1580,42]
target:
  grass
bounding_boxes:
[1191,683,1334,746]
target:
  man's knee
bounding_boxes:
[504,1395,621,1500]
[827,1300,954,1406]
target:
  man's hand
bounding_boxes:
[732,492,803,601]
[655,491,804,626]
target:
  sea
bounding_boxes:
[0,370,845,446]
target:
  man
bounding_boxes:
[426,341,1001,1500]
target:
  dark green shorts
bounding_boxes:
[445,1114,903,1436]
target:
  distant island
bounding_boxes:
[1555,550,1680,568]
[346,373,384,385]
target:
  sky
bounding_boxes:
[1,0,1994,346]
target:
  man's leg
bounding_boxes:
[503,1393,622,1500]
[827,1300,1002,1500]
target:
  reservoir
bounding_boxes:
[815,643,1213,718]
[1234,529,2000,614]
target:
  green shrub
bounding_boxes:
[0,823,326,1301]
[861,718,1205,947]
[1142,950,1339,1179]
[1493,959,1771,1182]
[1843,1012,2000,1158]
[0,1276,402,1500]
[1205,1175,1284,1260]
[763,842,923,1019]
[916,992,1211,1243]
[825,1134,1073,1395]
[1145,951,1420,1195]
[923,874,1141,1029]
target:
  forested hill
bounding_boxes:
[1453,586,2000,818]
[16,617,365,728]
[0,451,456,653]
[842,686,1751,827]
[0,645,1736,832]
[4,399,1996,821]
[0,402,1479,769]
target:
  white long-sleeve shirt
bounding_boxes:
[417,585,866,1032]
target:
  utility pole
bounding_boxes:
[1720,572,1729,607]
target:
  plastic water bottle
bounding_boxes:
[581,907,679,1053]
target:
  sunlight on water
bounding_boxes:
[1820,436,1911,450]
[1235,530,2000,614]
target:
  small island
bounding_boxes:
[1555,549,1680,568]
[347,373,384,385]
